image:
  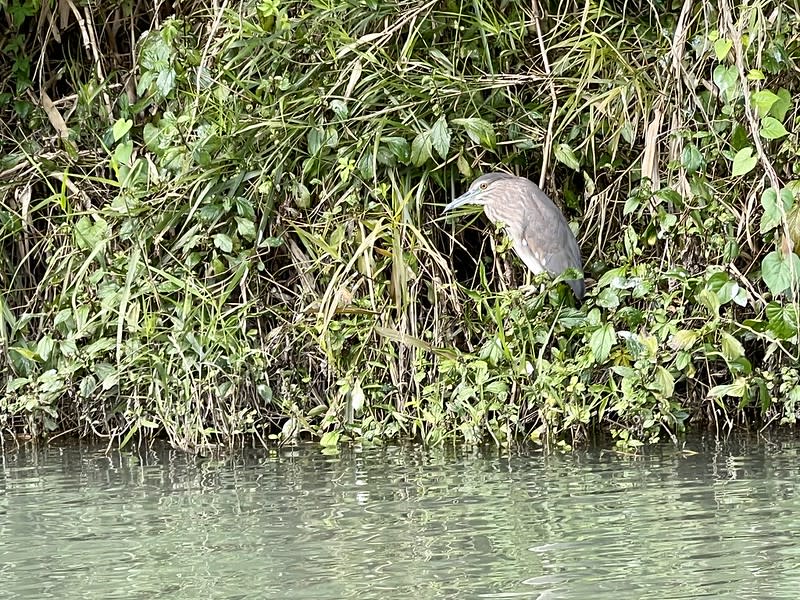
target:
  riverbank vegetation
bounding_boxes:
[1,0,799,451]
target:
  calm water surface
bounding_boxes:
[1,436,800,599]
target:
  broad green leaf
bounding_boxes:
[709,378,747,398]
[766,302,799,339]
[213,233,233,253]
[319,431,341,448]
[653,366,675,398]
[554,143,580,171]
[596,287,620,308]
[382,136,410,163]
[731,146,757,176]
[770,88,792,121]
[357,152,374,179]
[761,249,800,296]
[716,280,740,305]
[681,144,703,172]
[430,116,451,159]
[760,188,782,233]
[747,69,765,80]
[731,124,750,150]
[74,215,109,251]
[456,153,472,177]
[695,288,720,315]
[60,338,78,357]
[750,90,780,118]
[623,194,641,215]
[235,217,256,241]
[324,126,338,149]
[670,329,698,351]
[410,132,431,166]
[760,116,789,140]
[36,336,55,362]
[760,187,793,233]
[112,118,133,142]
[713,38,732,60]
[712,64,738,102]
[112,140,133,166]
[720,331,745,361]
[452,117,496,150]
[589,323,617,363]
[307,127,323,154]
[597,265,628,288]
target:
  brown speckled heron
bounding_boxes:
[443,172,585,299]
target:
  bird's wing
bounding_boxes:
[520,189,582,271]
[520,201,584,298]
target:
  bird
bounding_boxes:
[443,172,585,299]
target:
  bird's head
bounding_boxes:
[442,172,516,213]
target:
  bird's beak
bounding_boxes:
[442,189,484,213]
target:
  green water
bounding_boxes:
[1,437,799,599]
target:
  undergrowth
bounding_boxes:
[1,0,799,451]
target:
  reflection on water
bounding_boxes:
[1,436,800,599]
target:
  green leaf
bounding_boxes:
[382,137,410,163]
[74,216,109,251]
[597,265,628,288]
[761,188,782,233]
[760,116,789,140]
[760,187,793,233]
[695,288,720,315]
[452,117,496,150]
[732,147,757,176]
[307,127,323,154]
[456,153,472,177]
[709,378,747,398]
[410,132,431,166]
[731,124,750,150]
[761,250,800,296]
[430,116,451,159]
[235,217,256,241]
[770,88,792,121]
[712,64,738,102]
[112,140,133,166]
[713,38,732,60]
[554,143,580,171]
[37,336,55,362]
[596,288,620,309]
[720,331,745,361]
[670,329,698,351]
[320,430,340,447]
[653,366,675,398]
[589,323,617,363]
[751,90,780,118]
[681,144,703,173]
[112,118,133,142]
[766,302,799,339]
[213,233,233,253]
[747,69,765,81]
[623,194,641,215]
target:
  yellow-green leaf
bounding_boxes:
[760,116,789,140]
[732,147,757,177]
[720,331,745,361]
[589,323,617,363]
[713,38,732,60]
[751,90,780,118]
[554,143,580,171]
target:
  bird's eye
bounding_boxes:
[479,183,488,190]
